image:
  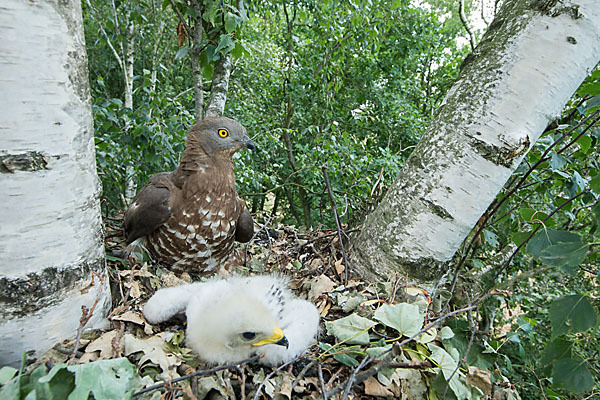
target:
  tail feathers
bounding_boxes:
[143,284,197,324]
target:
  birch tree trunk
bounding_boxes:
[0,0,110,366]
[350,0,600,281]
[205,53,233,118]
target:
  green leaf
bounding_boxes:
[441,326,455,340]
[224,12,237,33]
[373,303,424,337]
[577,135,592,153]
[526,229,582,259]
[539,242,588,273]
[541,338,572,367]
[483,230,499,247]
[549,153,567,171]
[552,358,596,393]
[519,208,550,224]
[0,367,18,385]
[428,344,458,380]
[43,358,140,400]
[590,175,600,194]
[231,41,244,59]
[318,343,360,367]
[511,231,531,249]
[365,344,393,360]
[549,294,598,338]
[174,46,189,61]
[214,34,234,56]
[325,314,376,345]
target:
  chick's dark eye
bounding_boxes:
[241,332,256,340]
[218,128,229,138]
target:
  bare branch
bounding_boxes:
[459,0,476,51]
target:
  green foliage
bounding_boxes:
[461,66,600,398]
[373,303,424,337]
[0,358,143,400]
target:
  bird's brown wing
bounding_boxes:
[235,203,254,243]
[124,172,176,244]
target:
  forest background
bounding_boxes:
[10,0,595,398]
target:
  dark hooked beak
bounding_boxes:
[243,135,255,150]
[275,336,289,349]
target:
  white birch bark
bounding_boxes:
[0,0,110,365]
[205,53,233,118]
[351,0,600,280]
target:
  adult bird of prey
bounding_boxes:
[143,275,320,366]
[123,116,255,273]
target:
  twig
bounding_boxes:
[68,273,107,364]
[252,355,302,400]
[167,0,191,37]
[318,364,328,400]
[341,356,370,400]
[321,305,477,399]
[244,214,275,266]
[380,360,433,369]
[446,110,600,308]
[322,164,350,283]
[370,167,384,198]
[441,307,478,399]
[459,0,476,51]
[133,355,261,397]
[472,190,588,304]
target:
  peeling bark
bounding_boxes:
[0,0,110,366]
[350,0,600,281]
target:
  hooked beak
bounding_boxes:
[242,135,255,150]
[252,326,289,348]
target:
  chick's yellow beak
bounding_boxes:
[252,326,289,348]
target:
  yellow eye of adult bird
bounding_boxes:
[218,128,229,138]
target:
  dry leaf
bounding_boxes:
[124,334,180,375]
[309,274,335,301]
[334,259,345,275]
[84,330,119,359]
[276,375,293,399]
[466,366,492,396]
[111,310,145,325]
[308,258,323,270]
[160,270,189,288]
[364,376,393,397]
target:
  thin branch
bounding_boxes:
[447,110,600,307]
[472,189,588,304]
[168,0,191,36]
[318,364,328,400]
[68,273,107,364]
[321,305,477,399]
[340,356,370,400]
[85,0,124,70]
[133,354,261,397]
[252,355,302,400]
[244,214,275,266]
[322,164,350,284]
[459,0,476,51]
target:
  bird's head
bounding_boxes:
[186,294,289,364]
[188,116,255,157]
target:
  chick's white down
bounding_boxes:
[143,275,320,366]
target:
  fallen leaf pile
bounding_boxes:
[23,218,520,400]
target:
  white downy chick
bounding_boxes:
[143,275,320,366]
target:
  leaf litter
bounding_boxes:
[15,218,521,400]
